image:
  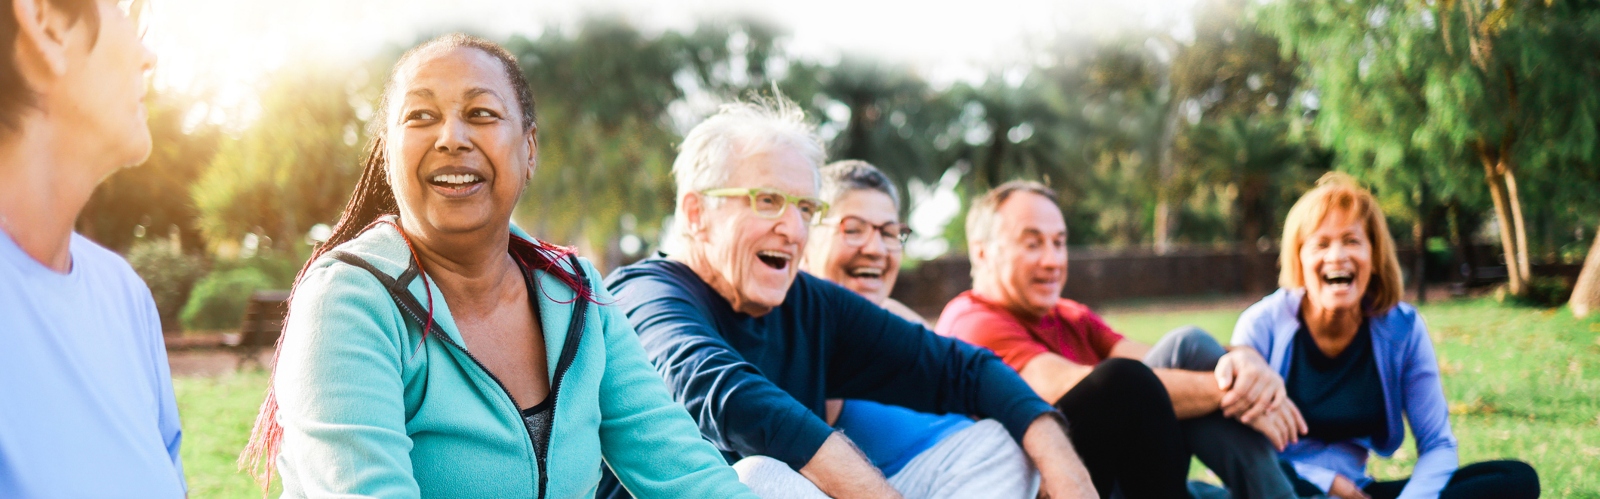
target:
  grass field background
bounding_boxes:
[176,298,1600,497]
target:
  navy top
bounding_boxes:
[1287,316,1387,443]
[604,256,1056,469]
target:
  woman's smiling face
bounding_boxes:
[385,46,535,238]
[1298,210,1373,314]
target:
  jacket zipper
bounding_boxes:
[331,249,585,499]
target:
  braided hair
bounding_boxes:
[240,34,593,489]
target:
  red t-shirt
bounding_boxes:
[935,291,1125,372]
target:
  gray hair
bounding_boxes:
[819,160,901,209]
[965,180,1059,246]
[666,95,826,250]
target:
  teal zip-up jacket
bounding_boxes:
[272,222,756,498]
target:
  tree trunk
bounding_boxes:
[1414,181,1428,304]
[1571,225,1600,318]
[1504,168,1533,281]
[1481,156,1525,295]
[1153,96,1182,255]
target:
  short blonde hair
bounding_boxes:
[1278,172,1404,316]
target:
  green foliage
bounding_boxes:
[1258,0,1600,254]
[192,65,365,253]
[79,93,221,253]
[1503,276,1576,308]
[173,371,282,498]
[179,266,276,331]
[501,18,785,266]
[126,240,208,333]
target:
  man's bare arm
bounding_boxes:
[798,432,902,499]
[1017,352,1094,404]
[1022,414,1098,498]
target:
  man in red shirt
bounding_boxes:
[938,181,1308,499]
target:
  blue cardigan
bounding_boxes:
[272,223,755,498]
[1232,288,1458,499]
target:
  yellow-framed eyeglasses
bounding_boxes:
[701,188,830,225]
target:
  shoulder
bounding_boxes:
[604,256,697,294]
[1240,288,1298,326]
[936,292,1022,335]
[71,233,150,295]
[1053,298,1097,321]
[1370,301,1429,346]
[70,233,162,337]
[880,298,930,326]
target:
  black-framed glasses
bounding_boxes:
[701,187,830,224]
[116,0,151,41]
[818,216,912,251]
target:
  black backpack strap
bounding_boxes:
[550,254,589,384]
[326,250,430,328]
[324,249,589,372]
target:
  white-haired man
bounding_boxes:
[0,0,185,496]
[602,98,1096,499]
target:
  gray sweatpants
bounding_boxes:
[732,419,1039,499]
[1145,326,1302,499]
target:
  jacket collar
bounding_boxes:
[329,217,584,377]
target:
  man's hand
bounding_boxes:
[1242,399,1307,451]
[1021,414,1097,499]
[1215,348,1285,423]
[1328,474,1371,499]
[798,433,902,499]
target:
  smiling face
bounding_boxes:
[687,145,817,316]
[972,192,1068,318]
[1298,211,1374,314]
[802,189,902,304]
[384,47,534,239]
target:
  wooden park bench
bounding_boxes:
[228,289,291,369]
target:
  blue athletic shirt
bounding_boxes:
[834,400,974,476]
[0,231,186,498]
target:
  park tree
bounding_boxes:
[191,66,365,254]
[1260,0,1600,296]
[506,18,784,268]
[79,92,221,253]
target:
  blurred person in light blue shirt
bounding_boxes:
[0,0,186,497]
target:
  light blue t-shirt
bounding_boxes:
[0,231,186,498]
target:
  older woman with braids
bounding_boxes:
[1233,173,1538,499]
[240,34,755,499]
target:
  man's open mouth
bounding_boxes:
[757,250,792,270]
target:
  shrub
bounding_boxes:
[126,241,208,333]
[180,267,276,331]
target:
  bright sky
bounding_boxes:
[146,0,1198,101]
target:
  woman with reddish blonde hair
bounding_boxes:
[239,34,754,499]
[1233,173,1538,499]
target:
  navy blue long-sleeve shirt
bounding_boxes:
[604,256,1057,470]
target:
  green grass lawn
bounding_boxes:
[175,298,1600,497]
[1102,298,1600,497]
[174,370,280,498]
